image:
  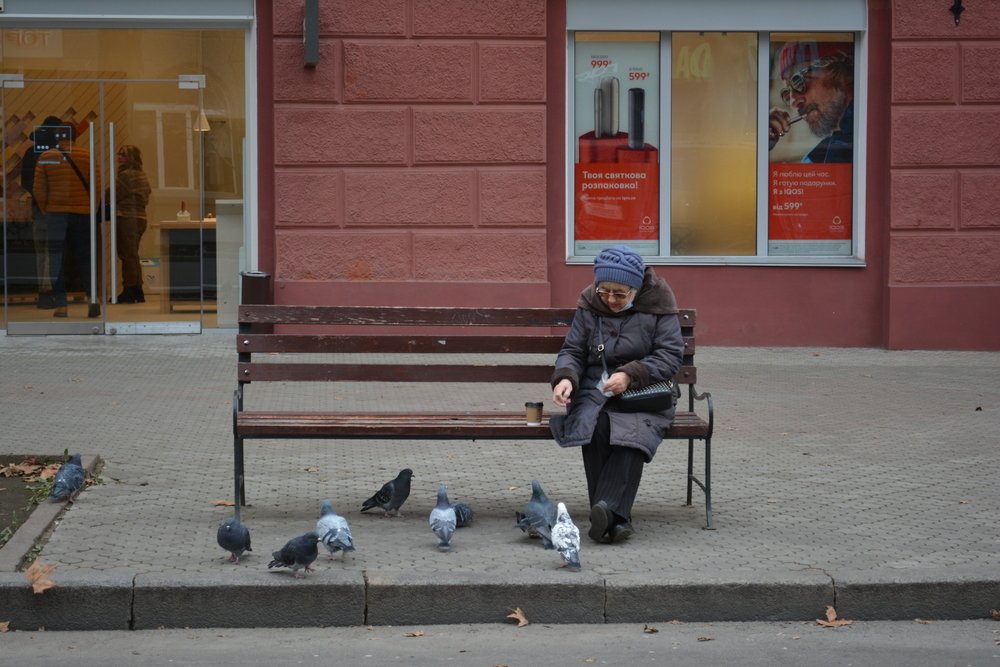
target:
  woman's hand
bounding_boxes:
[552,379,573,407]
[601,371,632,396]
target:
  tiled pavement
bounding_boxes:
[1,333,998,629]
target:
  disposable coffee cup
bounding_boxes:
[525,401,543,425]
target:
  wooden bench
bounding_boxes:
[234,305,715,528]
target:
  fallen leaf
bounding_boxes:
[304,466,319,473]
[506,607,529,627]
[816,605,853,628]
[958,500,969,505]
[0,621,9,632]
[991,609,1000,621]
[667,619,685,625]
[697,636,714,642]
[404,630,425,637]
[583,659,596,664]
[24,560,57,594]
[211,500,235,507]
[643,624,658,633]
[914,618,932,624]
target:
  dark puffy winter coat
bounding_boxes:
[549,268,684,462]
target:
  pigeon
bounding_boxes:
[515,479,558,549]
[451,501,474,528]
[216,516,252,564]
[49,453,85,501]
[316,499,355,560]
[551,502,581,572]
[429,484,457,551]
[268,531,320,578]
[360,468,414,517]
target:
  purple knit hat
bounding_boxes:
[593,245,645,290]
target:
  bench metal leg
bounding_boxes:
[702,437,713,530]
[235,435,246,506]
[686,438,695,506]
[686,437,715,530]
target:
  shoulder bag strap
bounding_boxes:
[57,148,90,193]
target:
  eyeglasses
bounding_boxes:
[596,287,634,300]
[779,57,837,104]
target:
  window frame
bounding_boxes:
[564,1,869,267]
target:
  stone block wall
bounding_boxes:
[269,0,549,301]
[887,0,1000,348]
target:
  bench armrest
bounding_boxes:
[690,385,714,439]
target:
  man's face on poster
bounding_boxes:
[781,60,850,139]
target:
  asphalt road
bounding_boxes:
[1,620,998,666]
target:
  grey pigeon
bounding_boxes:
[360,468,414,517]
[217,516,252,564]
[49,453,85,501]
[515,479,557,549]
[551,502,581,572]
[316,499,355,560]
[429,484,457,551]
[267,531,320,578]
[451,501,474,528]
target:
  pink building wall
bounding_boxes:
[263,0,552,308]
[888,0,1000,349]
[258,0,1000,349]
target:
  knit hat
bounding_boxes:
[593,245,645,290]
[777,41,852,79]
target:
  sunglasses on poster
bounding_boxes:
[778,56,840,104]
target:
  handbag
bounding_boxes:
[596,317,675,413]
[611,381,675,413]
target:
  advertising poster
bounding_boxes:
[766,35,855,256]
[573,32,660,256]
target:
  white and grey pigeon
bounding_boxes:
[451,500,474,528]
[316,499,355,560]
[49,452,85,501]
[515,479,558,549]
[267,531,320,578]
[360,468,414,517]
[429,483,457,551]
[551,502,581,572]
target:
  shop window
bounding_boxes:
[566,0,866,265]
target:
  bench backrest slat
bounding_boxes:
[239,305,579,327]
[237,306,698,386]
[237,333,695,356]
[238,362,697,385]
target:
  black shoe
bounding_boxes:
[588,501,613,543]
[131,286,146,303]
[37,292,58,309]
[609,521,634,543]
[113,290,136,304]
[88,303,101,318]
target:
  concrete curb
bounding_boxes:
[836,573,1000,621]
[366,572,606,626]
[5,572,998,630]
[0,571,132,631]
[132,572,366,629]
[604,571,834,623]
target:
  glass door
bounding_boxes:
[2,76,208,334]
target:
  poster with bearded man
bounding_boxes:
[766,36,855,256]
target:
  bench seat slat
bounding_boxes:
[237,410,709,439]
